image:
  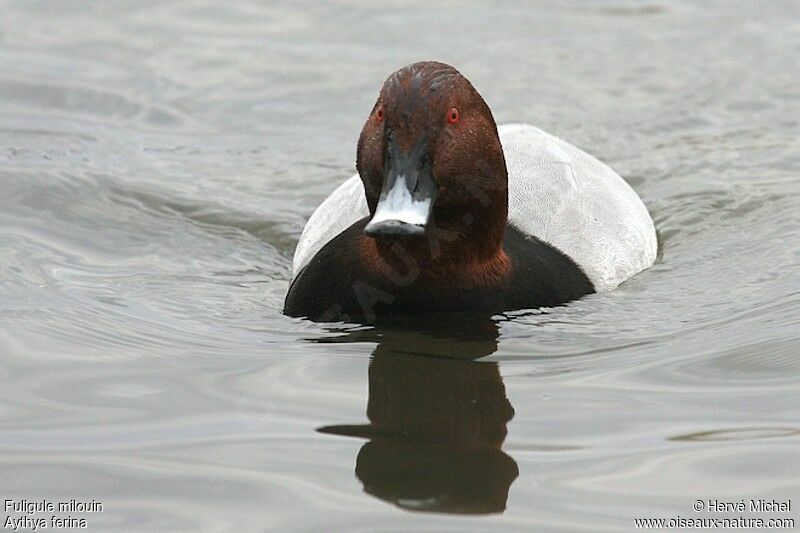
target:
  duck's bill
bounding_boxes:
[364,172,434,236]
[364,137,437,238]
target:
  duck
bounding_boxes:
[284,61,657,322]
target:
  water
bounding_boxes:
[1,1,799,530]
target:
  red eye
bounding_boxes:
[447,107,460,125]
[375,106,384,122]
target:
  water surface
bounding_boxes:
[1,1,799,530]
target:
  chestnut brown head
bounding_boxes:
[356,61,508,251]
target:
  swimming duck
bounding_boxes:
[284,61,656,321]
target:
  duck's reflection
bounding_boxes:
[317,316,518,514]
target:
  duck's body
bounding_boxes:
[284,63,657,322]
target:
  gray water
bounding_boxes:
[1,1,799,531]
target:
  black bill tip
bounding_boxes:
[364,219,426,237]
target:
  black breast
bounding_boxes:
[501,224,595,310]
[283,221,594,322]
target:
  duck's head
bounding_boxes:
[357,61,508,259]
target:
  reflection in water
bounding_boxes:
[317,316,518,514]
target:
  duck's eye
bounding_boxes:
[375,106,384,122]
[447,107,460,125]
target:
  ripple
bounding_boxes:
[670,427,800,442]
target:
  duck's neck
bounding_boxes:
[361,203,510,286]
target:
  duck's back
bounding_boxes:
[292,124,657,292]
[501,124,657,291]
